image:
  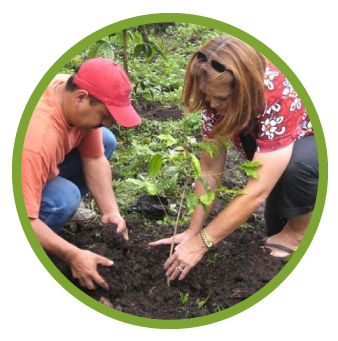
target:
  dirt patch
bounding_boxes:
[49,216,285,320]
[136,100,184,122]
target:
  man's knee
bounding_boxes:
[40,178,81,233]
[102,127,116,160]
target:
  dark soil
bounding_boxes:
[49,206,285,319]
[49,100,286,319]
[136,100,184,122]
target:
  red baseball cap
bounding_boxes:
[73,58,141,127]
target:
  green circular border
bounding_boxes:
[12,13,328,329]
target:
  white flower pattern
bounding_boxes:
[264,68,279,90]
[260,117,286,140]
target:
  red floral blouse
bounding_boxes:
[202,61,313,159]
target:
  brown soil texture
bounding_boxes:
[49,214,285,320]
[136,100,184,121]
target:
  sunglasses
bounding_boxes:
[196,51,233,74]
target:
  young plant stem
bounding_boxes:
[167,177,189,287]
[156,194,169,218]
[202,165,241,178]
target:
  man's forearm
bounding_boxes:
[83,156,120,216]
[30,218,79,262]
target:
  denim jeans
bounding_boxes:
[39,128,116,233]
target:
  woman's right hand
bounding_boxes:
[149,228,198,250]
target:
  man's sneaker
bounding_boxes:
[70,207,97,223]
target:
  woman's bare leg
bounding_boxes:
[265,212,312,257]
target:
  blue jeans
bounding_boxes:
[39,128,116,233]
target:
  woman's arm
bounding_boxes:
[165,142,294,281]
[206,142,294,244]
[149,138,226,247]
[189,138,227,233]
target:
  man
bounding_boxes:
[22,58,141,290]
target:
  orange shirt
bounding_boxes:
[22,75,104,218]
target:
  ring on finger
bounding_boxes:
[175,266,183,272]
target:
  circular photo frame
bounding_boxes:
[12,13,328,328]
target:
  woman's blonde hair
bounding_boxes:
[182,35,267,140]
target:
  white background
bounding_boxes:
[1,1,336,339]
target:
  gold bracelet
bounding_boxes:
[200,228,214,249]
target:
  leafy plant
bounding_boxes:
[205,252,230,267]
[179,292,189,310]
[196,293,211,309]
[213,303,225,312]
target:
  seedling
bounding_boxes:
[179,292,189,310]
[206,252,229,267]
[213,303,225,312]
[196,293,211,309]
[69,222,78,233]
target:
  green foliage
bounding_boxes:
[148,154,163,178]
[240,161,262,179]
[69,222,77,233]
[196,293,211,309]
[61,23,224,107]
[205,252,230,267]
[213,303,225,312]
[179,292,189,310]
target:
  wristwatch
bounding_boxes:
[200,228,214,249]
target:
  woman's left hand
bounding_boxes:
[164,234,209,281]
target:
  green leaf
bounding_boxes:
[125,179,144,188]
[197,141,213,157]
[241,161,262,168]
[240,165,259,178]
[215,188,246,195]
[148,42,168,60]
[190,153,201,179]
[148,154,163,178]
[134,44,143,57]
[200,191,215,206]
[126,178,157,195]
[240,161,261,178]
[196,293,211,309]
[197,176,210,192]
[126,30,135,43]
[157,134,175,140]
[156,134,178,146]
[146,183,158,195]
[186,193,199,215]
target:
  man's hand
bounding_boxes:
[69,249,114,290]
[101,213,128,240]
[149,228,197,250]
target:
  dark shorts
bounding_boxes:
[264,135,318,235]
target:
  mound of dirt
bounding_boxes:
[49,218,284,320]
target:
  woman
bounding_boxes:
[149,35,318,281]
